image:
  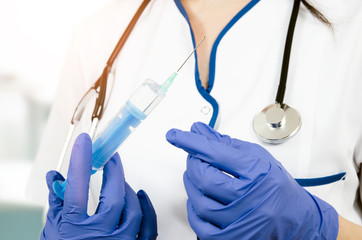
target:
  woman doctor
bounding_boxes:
[27,0,362,239]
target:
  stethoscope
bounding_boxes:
[252,0,302,144]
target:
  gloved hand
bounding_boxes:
[41,133,157,240]
[166,122,339,240]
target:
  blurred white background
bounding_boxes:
[0,0,112,238]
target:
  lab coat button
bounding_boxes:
[200,106,211,115]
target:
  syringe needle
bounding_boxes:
[161,36,206,92]
[176,36,206,73]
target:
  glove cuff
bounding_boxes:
[312,194,339,240]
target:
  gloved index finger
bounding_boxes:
[93,153,126,232]
[190,122,227,144]
[166,128,258,177]
[63,133,93,220]
[190,122,251,152]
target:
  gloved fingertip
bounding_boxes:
[46,170,64,191]
[137,189,151,202]
[46,170,59,182]
[137,190,152,210]
[166,128,179,145]
[111,152,121,162]
[105,152,119,167]
[137,189,146,197]
[190,122,211,133]
[71,132,92,155]
[75,132,92,144]
[67,132,93,179]
[103,152,124,176]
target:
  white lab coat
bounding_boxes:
[27,0,362,239]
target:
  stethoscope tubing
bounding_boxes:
[276,0,301,105]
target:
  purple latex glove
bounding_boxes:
[166,122,339,240]
[41,133,157,240]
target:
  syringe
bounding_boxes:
[53,37,205,200]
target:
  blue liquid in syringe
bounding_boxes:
[92,101,145,172]
[53,101,146,200]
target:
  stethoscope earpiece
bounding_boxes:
[253,103,301,144]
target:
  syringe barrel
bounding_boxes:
[91,79,166,171]
[53,79,166,200]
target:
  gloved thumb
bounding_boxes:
[45,170,64,218]
[137,190,158,240]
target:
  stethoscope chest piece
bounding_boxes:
[253,103,301,144]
